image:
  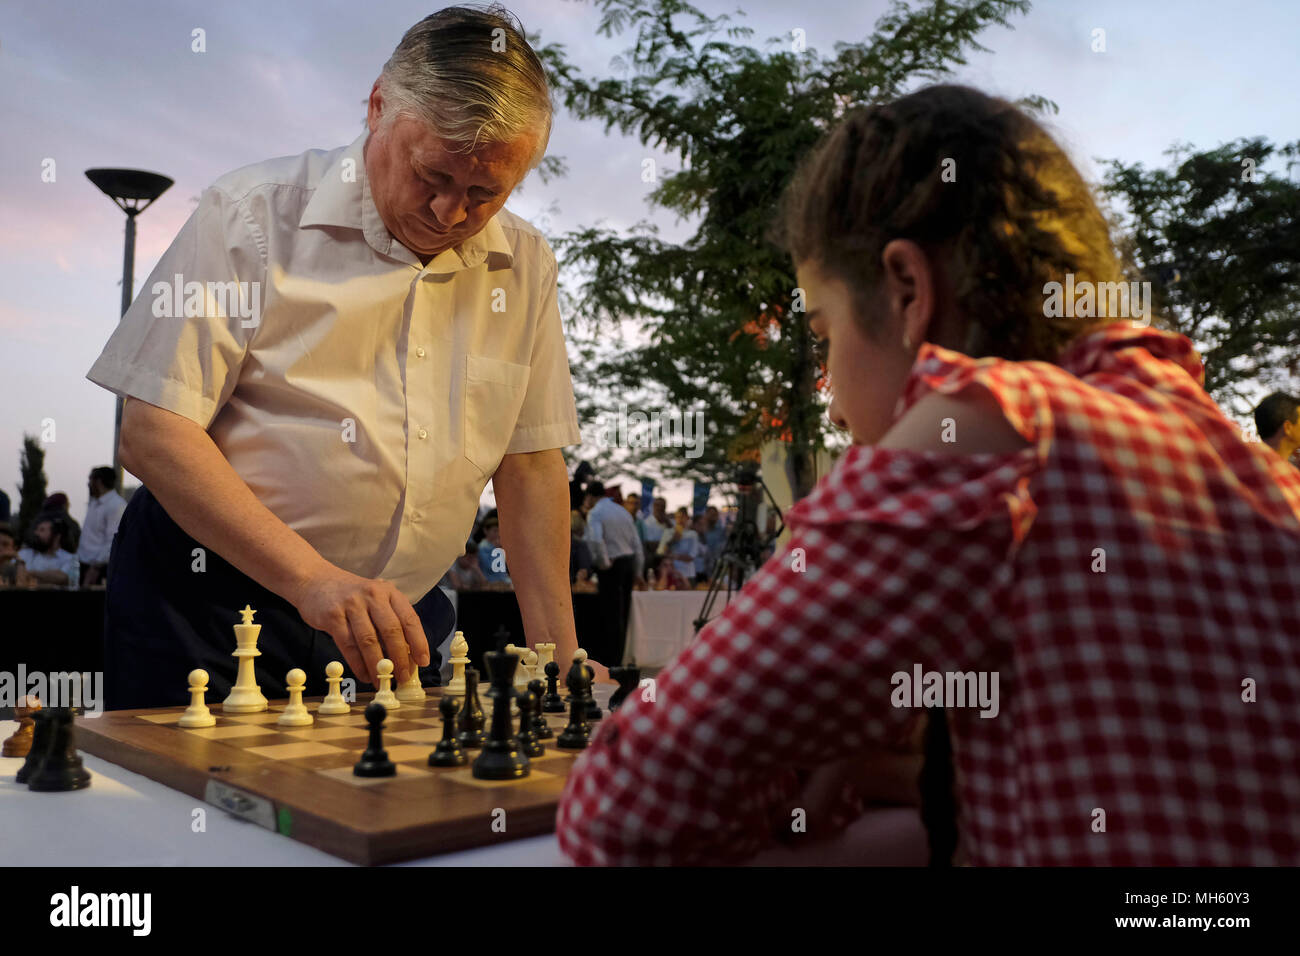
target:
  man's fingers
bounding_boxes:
[344,603,383,685]
[389,591,430,668]
[369,598,413,684]
[330,632,369,689]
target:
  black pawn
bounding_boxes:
[584,664,603,722]
[541,660,565,713]
[15,709,52,784]
[27,708,91,792]
[456,669,487,750]
[354,702,396,777]
[556,661,591,750]
[609,663,641,712]
[515,689,544,758]
[429,695,468,767]
[527,679,553,739]
[472,649,530,780]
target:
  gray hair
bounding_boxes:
[377,5,552,169]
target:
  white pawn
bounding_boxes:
[178,669,216,728]
[396,662,426,703]
[446,631,469,697]
[318,660,350,715]
[278,669,313,727]
[373,659,400,710]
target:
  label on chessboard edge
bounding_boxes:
[204,779,277,831]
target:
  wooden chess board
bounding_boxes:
[76,686,607,865]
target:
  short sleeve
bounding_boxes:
[503,245,581,455]
[85,186,265,429]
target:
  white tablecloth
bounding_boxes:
[623,590,741,667]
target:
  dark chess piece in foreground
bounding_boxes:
[2,696,40,757]
[527,679,553,739]
[15,709,54,784]
[556,660,591,750]
[456,669,487,750]
[541,661,565,713]
[472,649,530,780]
[514,688,544,758]
[584,664,602,723]
[27,708,92,792]
[354,702,396,777]
[429,695,468,767]
[608,663,641,712]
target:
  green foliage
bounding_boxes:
[536,0,1034,495]
[1100,138,1300,417]
[17,434,48,545]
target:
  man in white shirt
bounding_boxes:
[17,517,81,588]
[78,466,127,587]
[584,482,644,661]
[86,8,582,708]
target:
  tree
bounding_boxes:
[16,435,48,545]
[536,0,1038,497]
[1100,138,1300,418]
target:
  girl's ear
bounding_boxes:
[879,239,940,352]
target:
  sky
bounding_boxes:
[2,0,1298,523]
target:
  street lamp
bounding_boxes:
[85,168,173,488]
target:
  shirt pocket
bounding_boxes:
[464,353,531,476]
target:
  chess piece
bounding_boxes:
[523,649,539,685]
[456,669,487,750]
[429,696,468,767]
[471,649,530,780]
[584,664,603,723]
[178,671,216,728]
[513,649,533,691]
[534,643,556,679]
[564,648,589,703]
[222,604,269,713]
[27,708,92,792]
[354,702,396,777]
[608,663,641,712]
[372,659,400,710]
[396,664,426,703]
[515,688,544,758]
[2,696,40,757]
[445,632,469,697]
[556,660,591,750]
[492,625,512,651]
[15,708,53,782]
[278,669,314,727]
[541,660,565,713]
[318,661,351,715]
[527,679,553,739]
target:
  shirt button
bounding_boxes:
[417,427,428,440]
[416,347,426,358]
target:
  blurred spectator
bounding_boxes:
[641,496,669,574]
[570,510,594,584]
[569,460,595,511]
[0,523,18,586]
[78,465,127,587]
[623,493,646,568]
[40,493,81,554]
[0,489,10,524]
[656,507,700,588]
[448,540,488,590]
[1254,392,1300,467]
[477,516,512,584]
[584,480,642,658]
[16,515,79,588]
[692,514,713,582]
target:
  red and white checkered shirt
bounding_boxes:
[557,324,1300,866]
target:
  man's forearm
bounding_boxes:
[494,449,579,664]
[25,568,69,585]
[120,398,331,606]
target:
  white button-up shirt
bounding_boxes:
[585,498,644,575]
[78,489,127,565]
[87,134,580,601]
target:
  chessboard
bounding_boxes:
[76,685,610,866]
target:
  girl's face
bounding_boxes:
[798,243,945,445]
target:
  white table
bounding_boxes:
[623,590,738,667]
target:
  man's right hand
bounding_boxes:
[293,566,430,686]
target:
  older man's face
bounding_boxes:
[365,90,538,259]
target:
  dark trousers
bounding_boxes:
[595,554,636,664]
[103,487,451,711]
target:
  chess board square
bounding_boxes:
[439,767,558,789]
[222,712,283,724]
[316,714,367,726]
[244,740,345,759]
[137,713,182,724]
[316,763,425,786]
[184,724,282,740]
[383,744,436,763]
[281,726,369,742]
[386,728,442,744]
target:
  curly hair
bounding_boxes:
[776,84,1126,361]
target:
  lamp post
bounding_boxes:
[85,168,173,488]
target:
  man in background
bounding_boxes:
[585,481,643,660]
[1255,392,1300,468]
[78,466,127,587]
[16,516,80,588]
